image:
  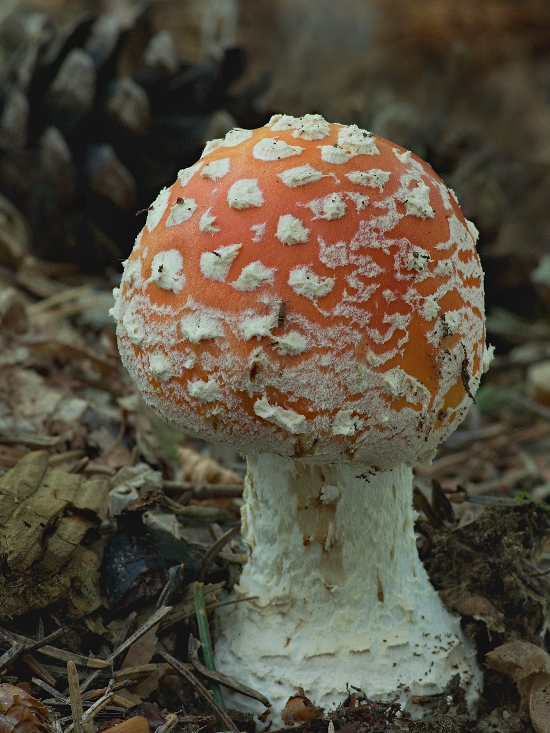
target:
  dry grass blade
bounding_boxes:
[155,572,180,612]
[157,645,239,733]
[188,634,270,707]
[0,627,64,672]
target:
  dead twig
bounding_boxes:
[188,635,270,707]
[466,467,538,496]
[155,567,183,612]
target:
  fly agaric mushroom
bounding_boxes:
[111,114,492,722]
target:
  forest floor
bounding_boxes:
[2,254,550,733]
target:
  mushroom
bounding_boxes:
[112,114,492,722]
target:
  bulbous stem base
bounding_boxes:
[215,452,481,727]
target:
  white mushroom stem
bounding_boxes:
[215,452,481,724]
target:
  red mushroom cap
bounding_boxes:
[112,114,487,468]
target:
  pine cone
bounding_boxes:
[0,685,48,733]
[0,4,268,271]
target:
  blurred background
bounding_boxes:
[1,0,550,334]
